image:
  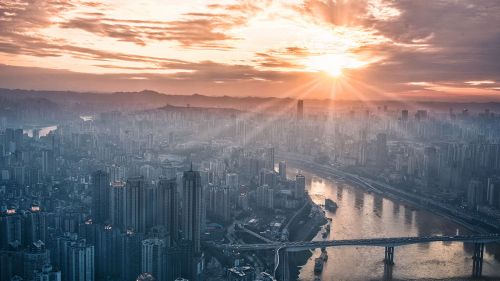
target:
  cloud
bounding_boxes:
[57,1,270,48]
[58,13,243,48]
[292,0,369,26]
[0,0,499,100]
[254,49,308,69]
[0,0,269,56]
[465,81,496,86]
[0,31,192,67]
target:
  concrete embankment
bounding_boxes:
[287,198,328,280]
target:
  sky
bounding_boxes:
[0,0,499,100]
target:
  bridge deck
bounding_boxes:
[217,234,500,251]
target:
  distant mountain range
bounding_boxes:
[1,88,500,116]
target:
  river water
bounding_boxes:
[290,168,500,281]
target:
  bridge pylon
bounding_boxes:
[278,248,290,281]
[383,262,393,281]
[472,242,484,278]
[384,246,395,265]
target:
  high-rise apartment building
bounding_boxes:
[182,169,203,254]
[157,178,179,241]
[294,174,306,199]
[278,161,286,180]
[91,170,110,224]
[125,177,147,233]
[297,100,304,121]
[141,238,167,281]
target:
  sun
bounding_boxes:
[305,54,367,77]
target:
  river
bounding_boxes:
[288,168,500,281]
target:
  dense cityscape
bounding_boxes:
[1,0,500,280]
[1,92,500,280]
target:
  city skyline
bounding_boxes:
[2,98,500,280]
[0,0,499,100]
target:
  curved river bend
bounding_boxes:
[290,168,500,281]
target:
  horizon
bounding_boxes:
[1,0,499,101]
[4,87,500,104]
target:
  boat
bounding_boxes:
[314,258,324,273]
[325,199,338,212]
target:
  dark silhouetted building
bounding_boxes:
[278,161,286,180]
[141,238,166,281]
[294,174,306,199]
[182,169,202,254]
[91,170,110,224]
[157,178,178,241]
[297,100,304,121]
[125,177,147,233]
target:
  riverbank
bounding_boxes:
[286,197,328,280]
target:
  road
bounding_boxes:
[218,234,500,251]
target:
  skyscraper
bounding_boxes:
[33,264,61,281]
[375,133,388,167]
[110,181,126,228]
[21,204,47,246]
[259,169,277,187]
[120,231,144,281]
[68,240,94,281]
[297,100,304,121]
[265,147,275,170]
[256,185,274,209]
[0,207,22,249]
[182,168,203,254]
[401,110,409,121]
[23,241,50,281]
[13,129,23,149]
[141,238,166,281]
[157,178,179,241]
[278,161,286,180]
[294,174,306,199]
[125,177,147,233]
[467,179,484,210]
[54,233,94,281]
[91,170,110,224]
[41,149,55,176]
[225,173,239,190]
[487,177,500,208]
[94,225,120,279]
[423,146,438,188]
[207,185,231,222]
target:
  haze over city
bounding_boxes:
[1,1,500,281]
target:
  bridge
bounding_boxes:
[216,234,500,280]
